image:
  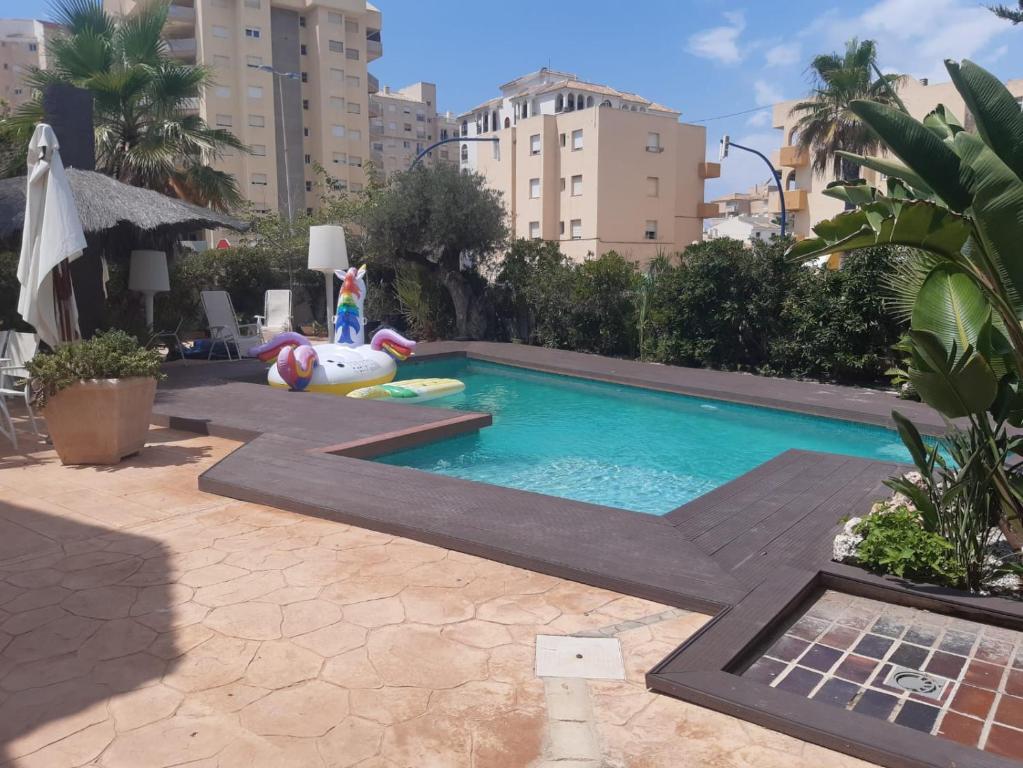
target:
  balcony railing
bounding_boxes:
[166,4,195,26]
[779,145,808,167]
[698,161,720,179]
[770,189,807,212]
[366,40,382,62]
[166,38,196,60]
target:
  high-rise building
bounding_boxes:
[369,81,458,179]
[457,68,720,263]
[104,0,382,216]
[0,19,59,109]
[771,74,1023,239]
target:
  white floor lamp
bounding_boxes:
[307,225,348,336]
[128,250,169,330]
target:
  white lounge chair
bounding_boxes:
[200,290,262,360]
[255,289,293,339]
[0,331,42,449]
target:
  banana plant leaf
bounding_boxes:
[911,266,991,355]
[834,150,937,200]
[907,329,998,417]
[947,59,1023,184]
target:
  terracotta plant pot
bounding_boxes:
[43,377,157,465]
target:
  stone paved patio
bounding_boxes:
[0,414,877,767]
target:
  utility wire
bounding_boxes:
[687,104,772,123]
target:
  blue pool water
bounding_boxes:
[377,359,910,515]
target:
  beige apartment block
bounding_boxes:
[0,19,58,109]
[104,0,382,216]
[369,81,458,179]
[458,69,719,264]
[710,180,773,218]
[771,74,1023,238]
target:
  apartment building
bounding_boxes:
[458,68,719,263]
[710,180,773,218]
[0,19,59,109]
[369,81,458,179]
[104,0,382,216]
[771,74,1023,238]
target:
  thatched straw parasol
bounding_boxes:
[0,168,247,241]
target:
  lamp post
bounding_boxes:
[410,136,499,170]
[308,225,348,335]
[719,135,786,238]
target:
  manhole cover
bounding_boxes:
[883,666,950,700]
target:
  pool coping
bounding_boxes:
[155,342,1022,768]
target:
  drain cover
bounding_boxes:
[883,666,950,700]
[534,635,625,680]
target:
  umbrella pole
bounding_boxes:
[53,260,78,344]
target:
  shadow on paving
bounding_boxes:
[0,502,175,763]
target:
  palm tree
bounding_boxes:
[990,2,1023,23]
[788,39,903,183]
[0,0,246,211]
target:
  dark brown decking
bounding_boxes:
[155,343,1023,768]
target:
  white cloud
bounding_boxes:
[799,0,1011,82]
[765,43,800,67]
[687,11,746,65]
[706,131,782,199]
[747,110,771,127]
[754,79,784,106]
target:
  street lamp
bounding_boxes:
[409,136,499,170]
[719,135,786,238]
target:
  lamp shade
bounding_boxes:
[128,250,169,292]
[307,225,348,272]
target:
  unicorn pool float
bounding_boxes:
[249,265,464,402]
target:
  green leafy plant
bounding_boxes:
[790,58,1023,551]
[27,331,165,409]
[853,507,965,587]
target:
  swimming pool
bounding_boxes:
[376,358,911,515]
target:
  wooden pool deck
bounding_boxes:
[154,342,1023,768]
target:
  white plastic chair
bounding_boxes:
[0,331,42,449]
[200,290,262,360]
[255,289,293,339]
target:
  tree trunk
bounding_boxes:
[441,268,487,339]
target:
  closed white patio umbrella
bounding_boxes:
[17,123,87,347]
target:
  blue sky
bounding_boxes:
[9,0,1023,196]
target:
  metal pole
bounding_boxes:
[276,72,294,225]
[728,140,786,238]
[410,136,499,171]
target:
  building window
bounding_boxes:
[346,75,360,88]
[348,102,361,114]
[214,86,231,98]
[303,127,309,137]
[251,144,266,156]
[28,43,38,52]
[416,110,426,122]
[251,173,268,186]
[301,72,308,83]
[570,219,582,240]
[460,144,468,162]
[529,134,540,155]
[387,121,397,131]
[645,220,658,240]
[215,114,232,127]
[329,40,344,53]
[330,67,344,81]
[246,55,262,67]
[559,133,566,147]
[328,11,343,24]
[299,16,305,27]
[332,152,346,164]
[349,156,362,167]
[330,96,344,110]
[346,48,360,60]
[346,19,360,33]
[372,142,383,151]
[572,129,583,151]
[247,85,263,99]
[244,27,261,39]
[403,123,412,132]
[302,99,309,110]
[560,221,565,236]
[248,114,265,127]
[244,0,260,7]
[305,181,312,192]
[304,153,311,164]
[349,128,361,140]
[571,175,582,196]
[332,125,345,137]
[212,54,230,67]
[300,44,307,56]
[586,95,594,107]
[555,94,563,112]
[529,178,540,198]
[528,221,540,239]
[646,132,662,152]
[647,176,659,197]
[212,25,229,39]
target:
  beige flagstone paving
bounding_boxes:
[0,412,877,767]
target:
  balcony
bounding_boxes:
[366,29,382,62]
[166,4,195,28]
[367,73,379,95]
[698,161,720,179]
[180,96,200,114]
[779,145,808,167]
[697,202,720,218]
[166,38,196,61]
[770,189,807,212]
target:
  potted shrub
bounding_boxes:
[28,331,165,465]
